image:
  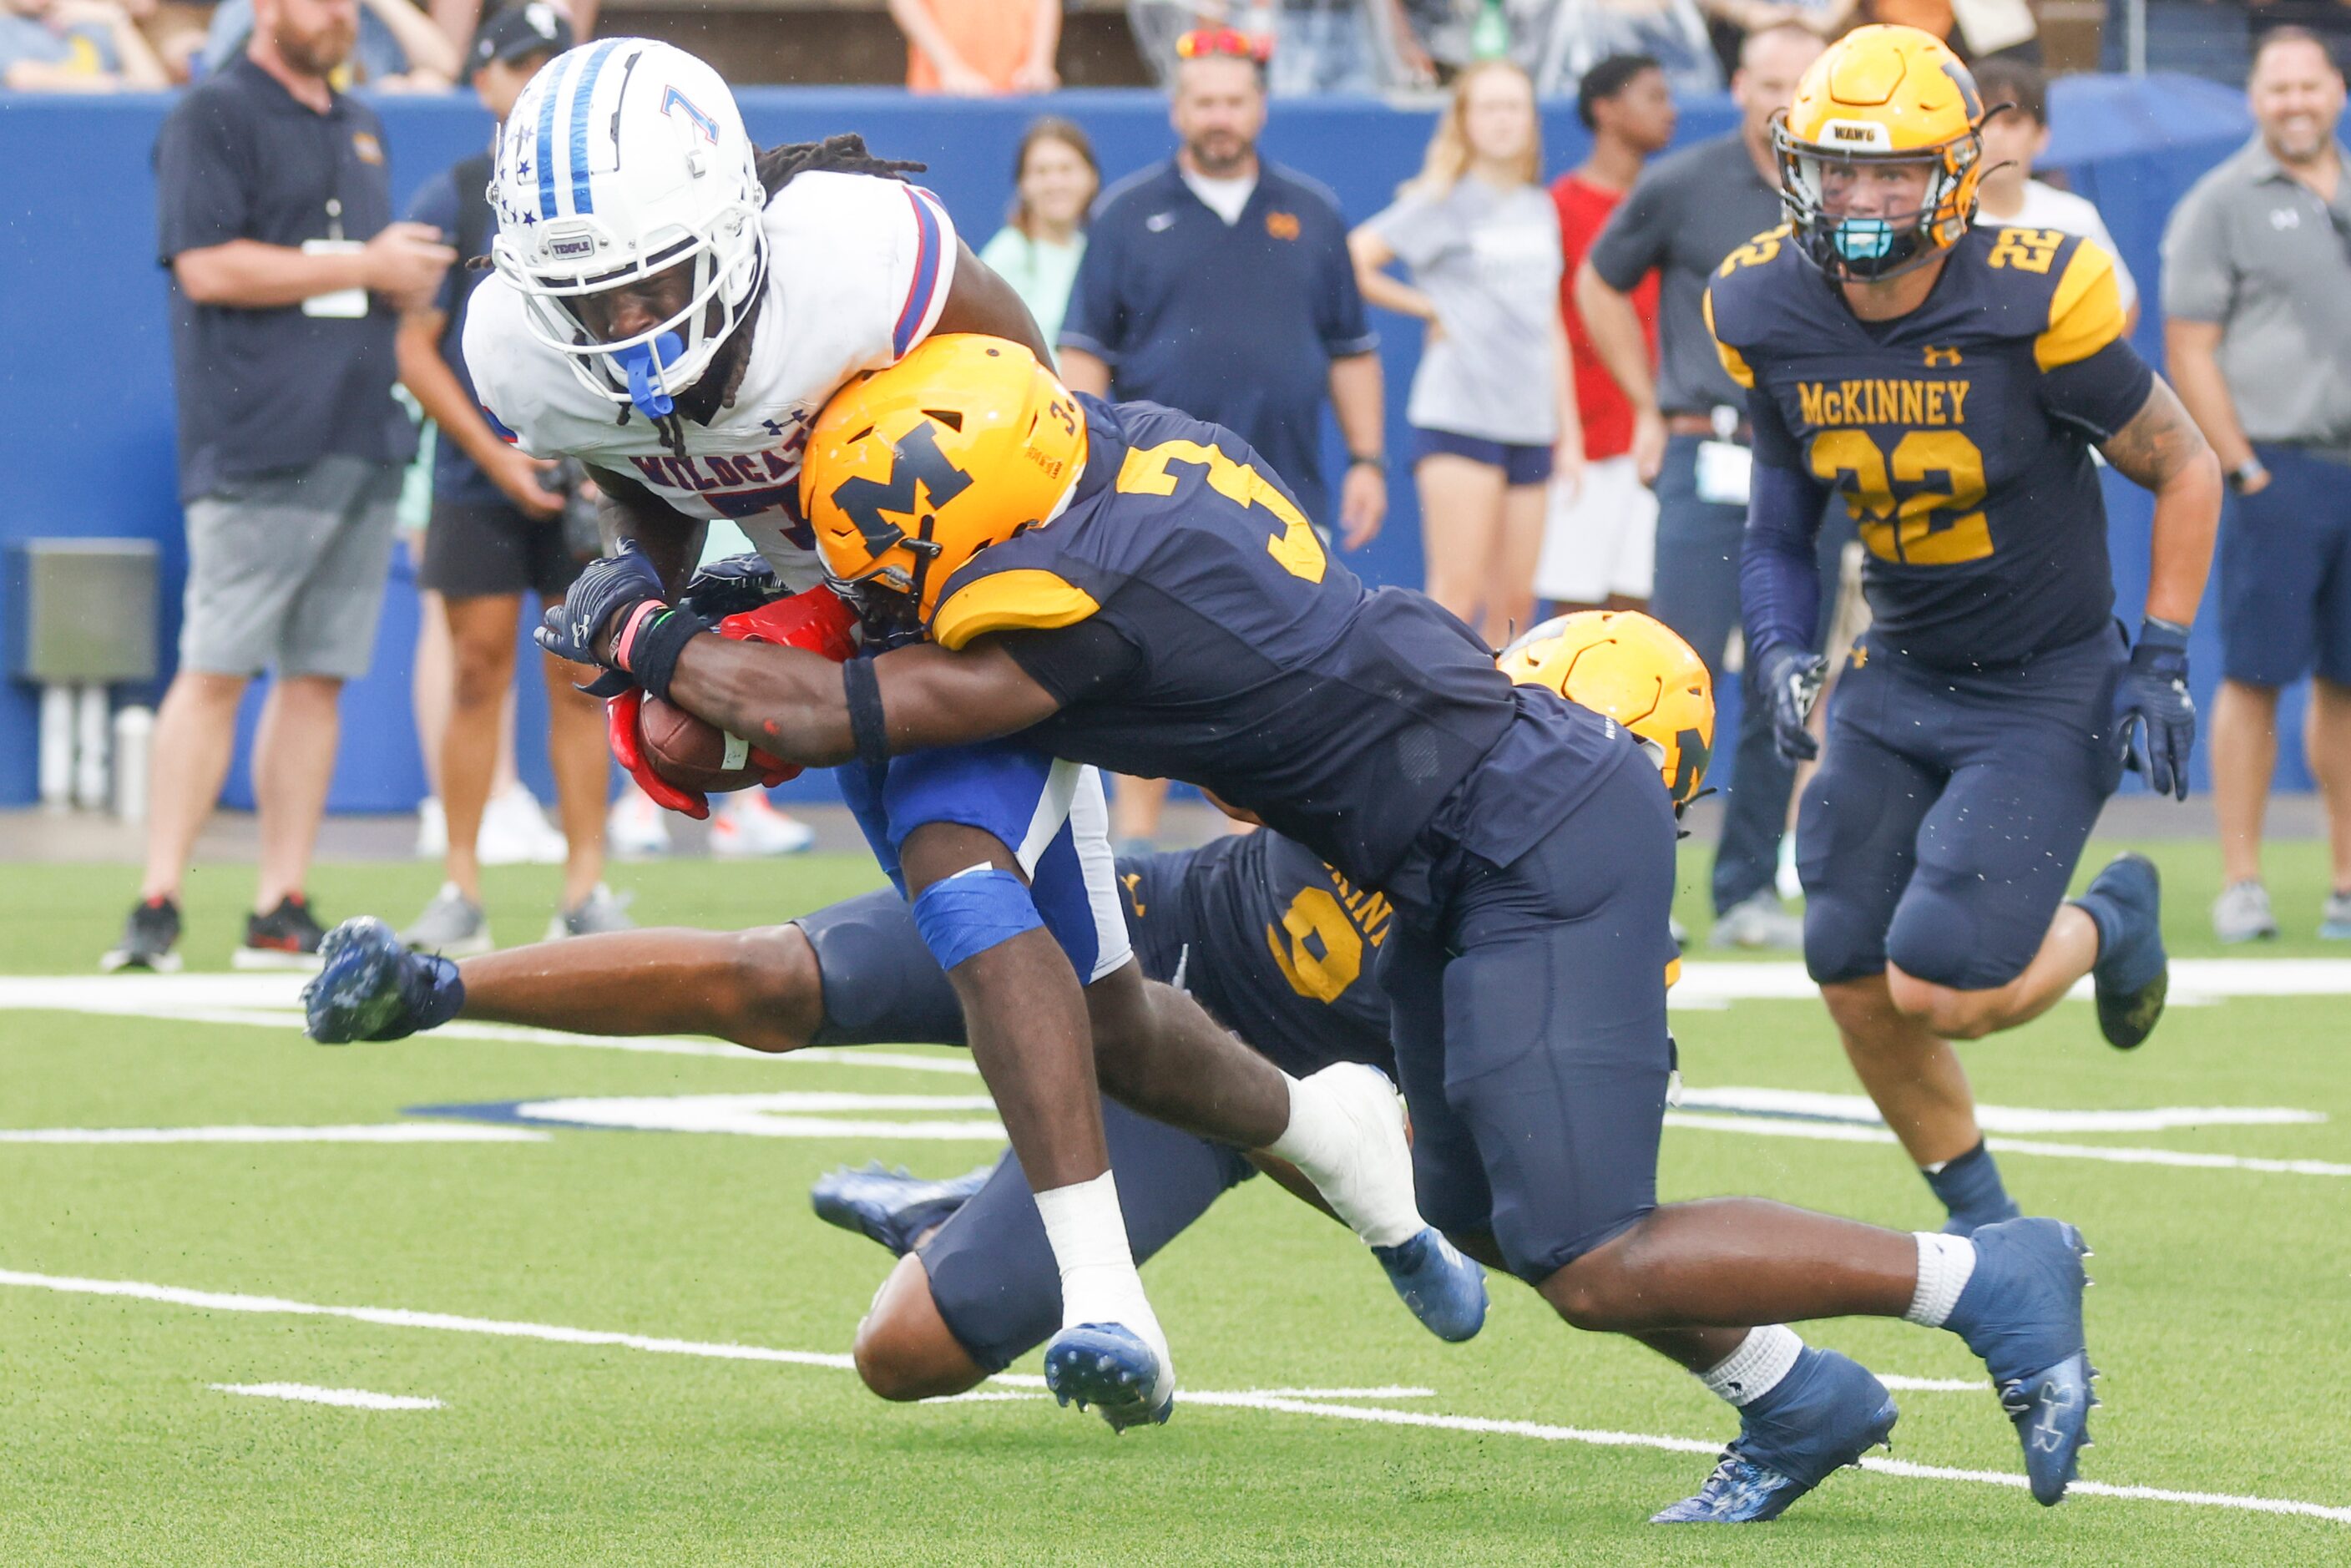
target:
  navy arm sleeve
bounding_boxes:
[1740,387,1830,661]
[995,617,1145,706]
[2041,337,2156,443]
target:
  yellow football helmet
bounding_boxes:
[1499,610,1714,809]
[1774,24,1986,281]
[800,334,1089,621]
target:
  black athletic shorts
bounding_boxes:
[420,499,585,601]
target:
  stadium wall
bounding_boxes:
[0,73,2295,809]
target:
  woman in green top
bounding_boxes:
[978,117,1100,362]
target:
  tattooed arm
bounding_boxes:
[2101,375,2222,628]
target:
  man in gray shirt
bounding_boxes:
[2164,26,2351,943]
[1574,22,1833,949]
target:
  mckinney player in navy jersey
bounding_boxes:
[1707,28,2221,1238]
[532,331,2114,1519]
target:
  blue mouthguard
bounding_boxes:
[1833,217,1896,262]
[614,331,685,420]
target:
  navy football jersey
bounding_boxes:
[926,397,1622,888]
[1121,831,1395,1081]
[1706,223,2153,667]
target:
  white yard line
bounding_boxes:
[0,1125,546,1144]
[213,1382,442,1410]
[0,1266,2342,1528]
[1663,1112,2351,1177]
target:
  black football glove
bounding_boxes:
[535,544,667,690]
[2116,617,2195,801]
[678,552,784,621]
[1757,644,1827,764]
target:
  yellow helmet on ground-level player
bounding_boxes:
[1499,611,1714,809]
[801,334,1089,621]
[1774,23,1987,281]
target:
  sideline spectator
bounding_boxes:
[979,118,1101,356]
[1059,26,1384,852]
[889,0,1059,95]
[2162,27,2351,943]
[396,1,629,952]
[1538,51,1675,614]
[1530,0,1719,99]
[1125,1,1433,92]
[1,0,168,89]
[1971,57,2138,330]
[1576,21,1829,950]
[427,0,594,64]
[105,0,453,973]
[1352,59,1567,647]
[202,0,458,89]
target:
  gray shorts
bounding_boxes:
[180,455,403,680]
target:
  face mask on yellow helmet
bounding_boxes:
[1499,610,1715,809]
[799,334,1090,623]
[1773,23,1987,283]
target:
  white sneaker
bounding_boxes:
[414,797,447,859]
[607,786,672,858]
[1711,889,1805,951]
[2212,879,2278,943]
[710,792,816,857]
[481,785,564,866]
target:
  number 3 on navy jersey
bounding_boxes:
[1807,428,1992,565]
[1114,438,1327,583]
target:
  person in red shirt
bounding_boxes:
[1539,54,1678,612]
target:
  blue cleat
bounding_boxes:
[1945,1216,2097,1505]
[809,1161,994,1257]
[1652,1348,1898,1524]
[301,918,463,1044]
[2077,853,2166,1050]
[1372,1227,1488,1343]
[1042,1323,1175,1433]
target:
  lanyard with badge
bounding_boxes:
[1693,405,1753,508]
[302,196,368,319]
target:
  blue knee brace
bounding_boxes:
[911,865,1044,971]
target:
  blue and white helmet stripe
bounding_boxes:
[529,36,625,221]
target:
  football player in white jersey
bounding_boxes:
[436,39,1481,1433]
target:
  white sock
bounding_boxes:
[1697,1324,1805,1407]
[1265,1069,1421,1248]
[1031,1170,1168,1359]
[1904,1232,1978,1327]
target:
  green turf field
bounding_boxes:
[2,841,2347,1564]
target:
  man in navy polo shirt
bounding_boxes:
[104,0,453,975]
[1059,26,1388,849]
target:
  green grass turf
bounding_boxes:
[1,840,2347,1562]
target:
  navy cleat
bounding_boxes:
[1652,1348,1898,1524]
[1372,1227,1488,1343]
[2077,853,2166,1050]
[809,1161,994,1257]
[301,917,463,1044]
[1944,1216,2096,1505]
[1042,1323,1175,1433]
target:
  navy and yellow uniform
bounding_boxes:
[920,395,1681,1281]
[1711,224,2155,989]
[792,831,1393,1372]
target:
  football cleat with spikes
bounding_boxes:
[2082,854,2166,1050]
[809,1161,996,1257]
[1652,1348,1898,1524]
[1043,1323,1176,1434]
[301,918,464,1044]
[1944,1216,2096,1505]
[1372,1228,1488,1343]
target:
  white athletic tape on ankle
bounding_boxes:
[1698,1323,1804,1407]
[1904,1232,1977,1328]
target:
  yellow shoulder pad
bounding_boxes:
[931,568,1101,652]
[2034,240,2126,372]
[1702,286,1754,391]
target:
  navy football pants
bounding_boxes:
[1383,747,1681,1282]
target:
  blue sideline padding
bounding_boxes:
[0,75,2291,807]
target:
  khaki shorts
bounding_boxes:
[180,455,402,680]
[1534,453,1658,604]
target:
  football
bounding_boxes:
[638,695,767,795]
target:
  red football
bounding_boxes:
[639,696,767,795]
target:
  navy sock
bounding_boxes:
[2067,890,2121,961]
[1923,1139,2020,1232]
[395,952,466,1039]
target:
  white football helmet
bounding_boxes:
[488,39,765,417]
